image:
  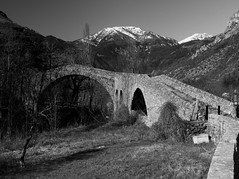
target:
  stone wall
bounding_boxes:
[31,64,236,130]
[44,65,116,98]
[32,64,239,178]
[207,114,239,179]
[154,75,235,115]
[206,114,226,144]
[127,74,195,126]
[25,64,118,115]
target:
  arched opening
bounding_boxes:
[37,75,113,131]
[120,90,123,105]
[131,88,147,115]
[236,106,239,118]
[115,89,119,106]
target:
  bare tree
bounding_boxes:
[82,23,93,64]
[83,23,90,38]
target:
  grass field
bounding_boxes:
[0,121,216,179]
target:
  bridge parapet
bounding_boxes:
[207,114,239,179]
[154,75,234,115]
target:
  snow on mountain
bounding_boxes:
[179,33,212,44]
[84,26,178,46]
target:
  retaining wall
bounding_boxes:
[207,114,239,179]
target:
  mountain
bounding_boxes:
[2,9,239,98]
[74,26,184,73]
[74,26,217,75]
[85,26,178,46]
[157,10,239,97]
[0,11,12,23]
[0,11,91,72]
[179,33,212,44]
[0,11,204,76]
[224,10,239,38]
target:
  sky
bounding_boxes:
[2,0,239,42]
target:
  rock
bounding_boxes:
[225,10,239,33]
[224,10,239,39]
[192,133,209,144]
[222,92,230,100]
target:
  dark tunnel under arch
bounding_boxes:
[36,74,114,128]
[37,74,114,110]
[131,88,147,115]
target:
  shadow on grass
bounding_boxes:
[0,147,106,177]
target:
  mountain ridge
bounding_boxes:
[78,26,178,47]
[179,33,212,44]
[0,11,12,23]
[1,10,239,97]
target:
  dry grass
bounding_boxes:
[152,102,187,142]
[79,142,215,179]
[0,112,215,179]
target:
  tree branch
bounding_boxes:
[19,125,34,168]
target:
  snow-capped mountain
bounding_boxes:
[3,9,239,99]
[179,33,212,44]
[73,26,180,74]
[82,26,178,46]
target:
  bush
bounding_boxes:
[115,105,130,122]
[105,105,131,128]
[152,102,186,142]
[130,120,156,142]
[105,105,145,129]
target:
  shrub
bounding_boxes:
[115,105,130,122]
[130,120,156,142]
[152,102,186,142]
[105,105,132,128]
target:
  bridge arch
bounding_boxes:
[131,88,147,116]
[38,65,115,104]
[32,65,117,126]
[37,73,115,127]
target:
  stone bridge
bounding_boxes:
[29,64,235,127]
[27,64,239,177]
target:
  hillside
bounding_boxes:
[74,10,239,98]
[0,10,211,76]
[74,26,210,74]
[73,26,180,73]
[0,11,91,73]
[1,10,239,98]
[159,10,239,97]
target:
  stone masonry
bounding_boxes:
[29,64,239,177]
[207,114,239,179]
[29,64,235,127]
